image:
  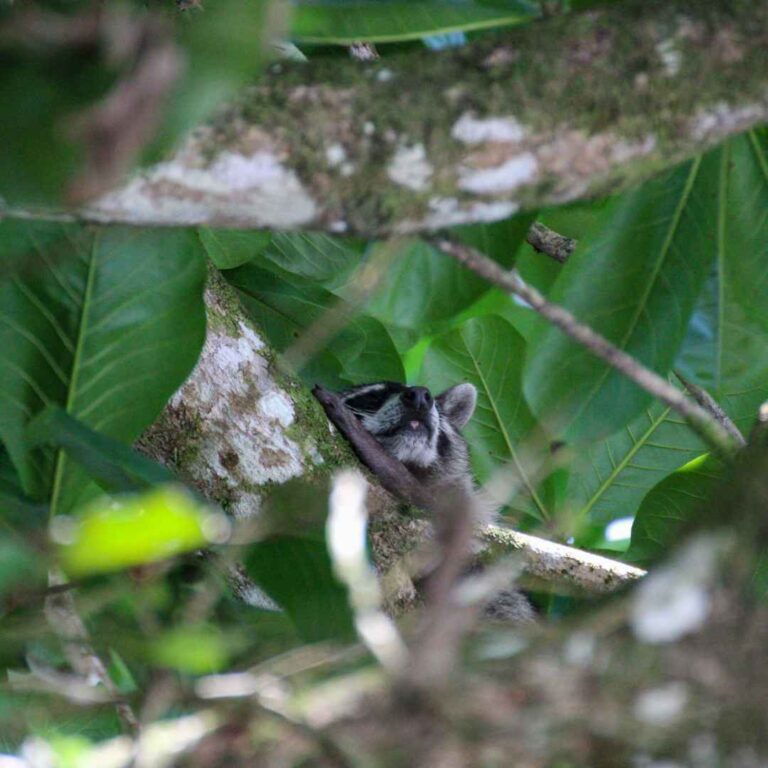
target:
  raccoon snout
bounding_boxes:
[402,386,433,411]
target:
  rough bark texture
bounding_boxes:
[39,0,768,235]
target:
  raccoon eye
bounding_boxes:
[344,389,390,413]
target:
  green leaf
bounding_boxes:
[226,263,404,387]
[676,130,768,433]
[0,446,48,527]
[0,223,207,515]
[198,228,272,270]
[26,407,173,495]
[57,485,217,577]
[524,155,719,444]
[626,454,723,565]
[245,534,355,643]
[291,0,538,44]
[364,214,534,332]
[150,623,230,675]
[421,315,547,520]
[567,397,706,532]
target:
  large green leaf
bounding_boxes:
[524,155,719,444]
[26,407,174,496]
[421,315,547,520]
[246,534,356,642]
[364,215,534,333]
[0,222,206,515]
[676,130,768,433]
[626,455,723,565]
[291,0,538,44]
[567,397,705,532]
[225,263,404,388]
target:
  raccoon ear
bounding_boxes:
[436,383,477,429]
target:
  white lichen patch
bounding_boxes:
[451,112,526,144]
[656,38,682,76]
[170,294,319,518]
[409,197,519,230]
[387,143,433,192]
[631,532,731,644]
[89,144,318,229]
[690,102,767,142]
[458,153,538,195]
[634,683,689,727]
[258,390,295,428]
[325,143,347,168]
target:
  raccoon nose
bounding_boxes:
[403,386,433,411]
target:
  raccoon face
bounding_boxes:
[339,381,477,483]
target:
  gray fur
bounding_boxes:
[339,381,535,624]
[340,381,475,494]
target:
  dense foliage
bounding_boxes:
[1,0,767,763]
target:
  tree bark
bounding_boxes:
[12,0,766,235]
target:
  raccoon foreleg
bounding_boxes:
[312,384,432,510]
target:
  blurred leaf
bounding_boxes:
[57,485,218,577]
[422,315,547,520]
[524,154,720,444]
[626,454,723,565]
[567,396,706,532]
[165,0,272,152]
[26,407,173,494]
[246,534,355,642]
[365,215,534,332]
[0,447,47,527]
[107,649,137,695]
[0,536,43,600]
[676,130,768,434]
[198,228,273,270]
[0,221,206,515]
[0,1,269,205]
[226,263,404,388]
[150,624,229,675]
[291,0,538,44]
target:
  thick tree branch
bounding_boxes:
[8,0,768,233]
[434,237,742,460]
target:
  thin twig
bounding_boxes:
[433,237,742,461]
[674,370,746,447]
[526,221,576,264]
[45,571,139,734]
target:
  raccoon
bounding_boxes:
[338,381,478,499]
[337,381,535,623]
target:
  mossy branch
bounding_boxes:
[7,0,768,234]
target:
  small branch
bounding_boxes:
[481,525,645,595]
[674,370,746,448]
[526,222,575,264]
[433,237,742,461]
[45,572,139,734]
